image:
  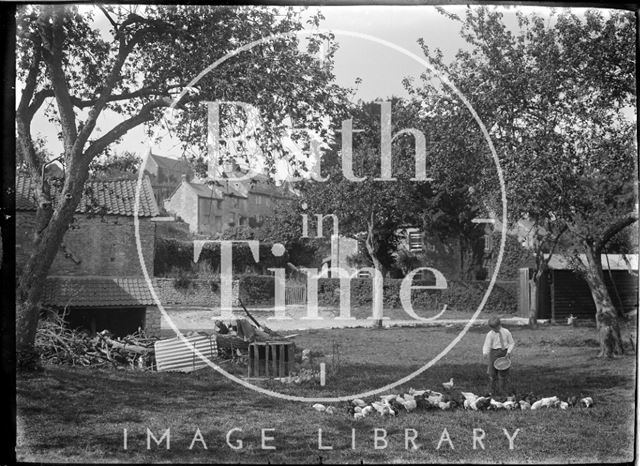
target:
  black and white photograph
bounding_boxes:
[6,2,638,463]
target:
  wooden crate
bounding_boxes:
[248,341,295,378]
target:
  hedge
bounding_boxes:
[155,238,289,277]
[227,275,518,313]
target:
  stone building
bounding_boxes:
[16,174,162,337]
[142,152,194,208]
[163,174,293,236]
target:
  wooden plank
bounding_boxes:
[278,344,285,377]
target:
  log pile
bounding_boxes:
[35,312,156,369]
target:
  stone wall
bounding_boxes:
[16,212,155,277]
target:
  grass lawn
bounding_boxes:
[16,321,637,463]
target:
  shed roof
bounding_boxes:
[545,254,638,271]
[42,276,156,308]
[16,174,159,217]
[186,181,224,199]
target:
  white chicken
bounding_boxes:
[354,412,365,421]
[442,378,454,390]
[403,393,416,402]
[403,399,418,412]
[325,406,336,415]
[490,399,505,410]
[371,401,386,415]
[380,394,396,403]
[559,401,569,410]
[580,397,594,408]
[352,399,366,407]
[362,406,374,416]
[531,396,559,410]
[354,406,363,414]
[519,400,531,410]
[408,388,427,397]
[312,403,326,412]
[437,401,453,410]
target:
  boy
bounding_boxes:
[482,316,515,397]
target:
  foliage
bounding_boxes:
[154,237,289,277]
[315,278,517,313]
[15,4,352,362]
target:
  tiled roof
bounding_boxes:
[148,153,194,173]
[16,174,159,217]
[186,182,224,199]
[42,276,157,308]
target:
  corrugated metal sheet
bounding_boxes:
[154,334,218,372]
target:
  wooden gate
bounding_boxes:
[285,283,307,305]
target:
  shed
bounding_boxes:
[537,254,638,321]
[42,276,161,337]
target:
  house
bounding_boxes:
[142,151,194,208]
[536,254,638,321]
[16,174,163,337]
[163,174,293,235]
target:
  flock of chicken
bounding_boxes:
[311,378,594,419]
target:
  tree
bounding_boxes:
[15,4,350,368]
[415,7,636,352]
[294,100,429,276]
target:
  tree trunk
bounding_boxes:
[582,247,624,358]
[16,169,89,370]
[528,273,539,328]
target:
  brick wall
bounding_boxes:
[144,305,161,337]
[16,211,155,277]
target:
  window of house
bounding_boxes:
[408,231,423,252]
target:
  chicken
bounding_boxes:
[416,397,433,410]
[312,403,326,412]
[352,399,366,407]
[519,400,531,410]
[503,401,517,410]
[361,406,374,416]
[559,401,569,410]
[490,399,505,410]
[461,392,478,403]
[580,397,594,408]
[531,396,559,410]
[380,394,396,403]
[403,399,418,412]
[408,388,427,397]
[354,412,365,421]
[403,393,416,402]
[437,401,453,410]
[354,406,363,414]
[475,397,491,410]
[371,401,387,415]
[567,314,576,326]
[442,378,454,390]
[427,393,444,405]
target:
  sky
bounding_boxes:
[24,4,605,161]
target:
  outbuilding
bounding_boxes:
[536,254,638,321]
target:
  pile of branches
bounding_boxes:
[35,311,157,370]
